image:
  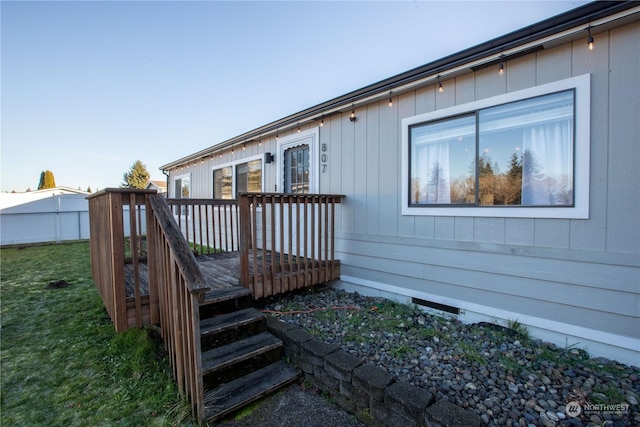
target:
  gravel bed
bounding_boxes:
[258,287,640,427]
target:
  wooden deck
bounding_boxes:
[90,190,343,422]
[124,250,339,299]
[125,252,239,298]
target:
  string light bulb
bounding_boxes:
[349,107,356,122]
[587,26,594,51]
[437,75,443,93]
[388,91,393,107]
[498,54,505,76]
[297,124,301,133]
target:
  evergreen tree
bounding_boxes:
[37,170,57,190]
[502,151,523,205]
[426,162,449,204]
[86,186,92,193]
[122,160,151,189]
[477,155,496,205]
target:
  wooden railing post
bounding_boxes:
[238,194,251,289]
[145,193,160,325]
[108,191,127,332]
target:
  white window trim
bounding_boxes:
[173,173,191,198]
[277,127,319,193]
[401,74,591,219]
[211,154,264,197]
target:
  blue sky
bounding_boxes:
[1,0,586,192]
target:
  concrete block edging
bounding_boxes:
[266,316,482,427]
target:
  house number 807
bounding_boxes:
[321,143,327,173]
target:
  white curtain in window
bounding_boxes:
[413,142,451,204]
[522,121,573,205]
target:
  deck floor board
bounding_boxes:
[124,250,336,299]
[125,252,242,298]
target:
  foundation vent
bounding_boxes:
[411,297,460,315]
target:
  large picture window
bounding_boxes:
[411,91,574,207]
[402,74,590,219]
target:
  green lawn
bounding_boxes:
[1,242,196,426]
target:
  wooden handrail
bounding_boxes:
[148,195,209,296]
[146,193,208,420]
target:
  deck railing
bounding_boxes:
[165,198,239,253]
[146,194,208,421]
[89,190,211,420]
[238,193,344,298]
[88,189,344,422]
[164,194,344,297]
[87,189,155,332]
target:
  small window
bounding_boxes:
[174,175,190,215]
[213,166,232,199]
[235,159,262,196]
[174,176,190,199]
[284,145,309,194]
[403,74,590,219]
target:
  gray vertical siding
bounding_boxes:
[608,23,640,255]
[167,20,640,356]
[323,21,640,346]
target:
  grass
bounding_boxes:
[1,242,196,427]
[456,341,486,365]
[506,318,530,342]
[188,241,221,256]
[591,384,626,405]
[279,297,445,356]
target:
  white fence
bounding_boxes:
[0,193,90,246]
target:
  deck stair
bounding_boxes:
[197,286,299,423]
[88,190,343,423]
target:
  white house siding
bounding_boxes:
[165,19,639,365]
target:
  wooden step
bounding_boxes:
[201,286,252,305]
[200,307,265,338]
[204,360,299,422]
[201,332,282,377]
[199,286,253,318]
[200,308,266,351]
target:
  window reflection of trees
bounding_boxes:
[411,90,574,207]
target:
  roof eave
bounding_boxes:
[161,1,637,171]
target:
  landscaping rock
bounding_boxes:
[261,287,640,426]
